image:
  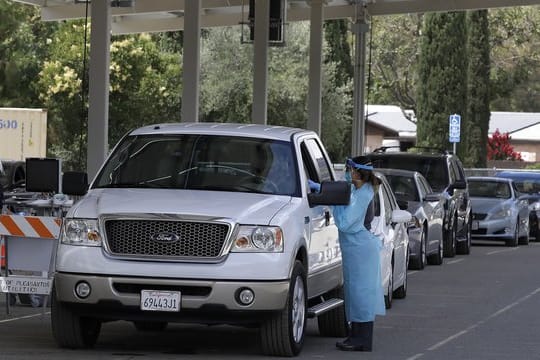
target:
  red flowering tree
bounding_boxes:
[487,129,522,161]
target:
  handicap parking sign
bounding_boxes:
[449,114,461,143]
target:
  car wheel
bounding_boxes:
[506,224,519,247]
[444,217,457,258]
[133,321,168,332]
[457,216,472,255]
[393,267,407,299]
[260,260,306,356]
[317,285,348,338]
[428,238,444,265]
[409,228,426,270]
[384,264,393,309]
[51,288,101,349]
[535,228,540,242]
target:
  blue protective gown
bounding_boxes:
[332,182,386,322]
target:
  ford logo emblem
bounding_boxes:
[151,232,180,243]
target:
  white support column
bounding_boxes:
[351,5,369,156]
[87,0,111,179]
[252,0,270,125]
[182,0,201,122]
[307,0,324,134]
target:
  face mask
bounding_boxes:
[344,171,352,183]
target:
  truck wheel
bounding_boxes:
[317,286,347,337]
[133,321,168,332]
[260,260,307,357]
[51,290,101,349]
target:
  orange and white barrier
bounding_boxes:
[0,214,62,239]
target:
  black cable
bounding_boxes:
[78,0,90,170]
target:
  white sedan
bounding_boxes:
[370,172,412,309]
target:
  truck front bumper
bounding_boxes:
[54,272,290,312]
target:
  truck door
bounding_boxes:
[299,138,341,296]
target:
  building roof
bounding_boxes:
[365,105,416,136]
[489,112,540,140]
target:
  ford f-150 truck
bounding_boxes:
[51,123,350,356]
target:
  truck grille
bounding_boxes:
[104,219,230,260]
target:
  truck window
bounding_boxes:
[300,139,333,182]
[93,134,300,196]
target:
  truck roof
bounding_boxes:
[130,122,313,142]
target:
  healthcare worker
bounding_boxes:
[314,156,385,352]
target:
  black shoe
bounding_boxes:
[337,343,370,352]
[335,337,351,349]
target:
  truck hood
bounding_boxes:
[69,188,291,225]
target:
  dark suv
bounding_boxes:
[365,147,472,257]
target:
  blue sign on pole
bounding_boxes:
[449,114,461,143]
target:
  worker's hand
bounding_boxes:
[308,179,321,193]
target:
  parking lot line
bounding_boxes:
[446,258,464,264]
[416,286,540,357]
[0,311,49,324]
[486,247,519,255]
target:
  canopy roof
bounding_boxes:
[14,0,540,34]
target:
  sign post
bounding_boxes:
[449,114,461,154]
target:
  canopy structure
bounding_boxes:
[11,0,539,178]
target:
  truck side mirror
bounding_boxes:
[62,171,88,196]
[308,180,350,207]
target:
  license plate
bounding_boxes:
[472,221,479,230]
[140,290,181,312]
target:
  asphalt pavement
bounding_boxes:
[1,240,540,360]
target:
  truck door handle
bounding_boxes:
[325,211,330,226]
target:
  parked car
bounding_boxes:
[468,176,530,247]
[366,147,472,258]
[376,168,445,270]
[371,172,411,309]
[496,171,540,242]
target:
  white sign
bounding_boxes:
[0,276,52,295]
[449,114,461,143]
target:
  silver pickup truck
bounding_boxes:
[51,123,350,356]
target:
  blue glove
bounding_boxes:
[308,179,321,193]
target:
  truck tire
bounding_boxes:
[51,289,101,349]
[260,260,307,357]
[317,286,347,337]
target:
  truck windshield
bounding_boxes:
[93,134,299,196]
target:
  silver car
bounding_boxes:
[468,177,530,247]
[377,169,445,270]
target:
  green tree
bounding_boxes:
[369,14,422,111]
[416,12,467,151]
[200,23,352,161]
[38,23,182,170]
[489,6,540,111]
[0,0,57,107]
[463,10,490,168]
[323,19,353,87]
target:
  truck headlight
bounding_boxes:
[62,219,102,246]
[231,226,283,252]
